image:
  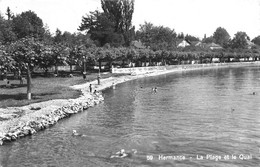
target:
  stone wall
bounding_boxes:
[112,62,260,74]
[111,66,166,75]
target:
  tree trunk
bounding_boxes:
[45,68,48,77]
[55,64,58,75]
[4,71,7,80]
[13,70,17,79]
[83,61,86,73]
[99,60,102,72]
[27,65,32,100]
[227,57,231,62]
[70,64,73,73]
[109,61,112,70]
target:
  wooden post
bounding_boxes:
[27,64,32,100]
[98,60,101,85]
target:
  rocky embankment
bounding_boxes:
[0,82,104,145]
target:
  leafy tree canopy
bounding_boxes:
[0,14,17,44]
[252,36,260,46]
[177,32,184,39]
[79,0,135,47]
[185,34,200,42]
[12,10,45,40]
[78,10,124,47]
[101,0,135,46]
[231,31,249,49]
[6,7,14,20]
[213,27,230,46]
[136,22,177,50]
[202,36,215,44]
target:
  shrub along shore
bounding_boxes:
[0,61,259,145]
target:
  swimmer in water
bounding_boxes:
[253,92,256,95]
[72,130,86,137]
[110,149,137,158]
[152,87,157,93]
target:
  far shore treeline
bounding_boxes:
[1,0,260,100]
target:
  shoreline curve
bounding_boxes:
[0,61,259,145]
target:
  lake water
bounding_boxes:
[1,66,260,167]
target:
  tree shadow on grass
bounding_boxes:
[32,92,58,100]
[0,84,27,89]
[0,92,58,101]
[0,93,26,101]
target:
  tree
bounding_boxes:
[38,45,55,76]
[6,7,14,20]
[0,45,16,79]
[177,32,184,39]
[231,31,249,49]
[252,36,260,46]
[42,24,53,44]
[135,22,153,45]
[62,31,74,46]
[0,14,17,44]
[136,22,177,50]
[54,29,63,43]
[12,10,45,39]
[78,10,124,46]
[213,27,230,46]
[9,37,43,100]
[101,0,135,46]
[202,36,215,43]
[67,46,79,72]
[52,43,70,75]
[72,32,96,47]
[185,34,200,42]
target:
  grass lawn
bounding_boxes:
[0,72,126,108]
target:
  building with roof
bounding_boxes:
[131,40,147,49]
[206,42,223,50]
[176,39,191,48]
[246,39,255,49]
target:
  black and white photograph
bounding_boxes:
[0,0,260,166]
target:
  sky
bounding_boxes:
[0,0,260,40]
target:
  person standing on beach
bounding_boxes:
[89,84,92,93]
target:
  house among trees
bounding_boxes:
[131,40,147,49]
[190,41,207,48]
[177,39,191,48]
[246,39,255,49]
[206,42,223,50]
